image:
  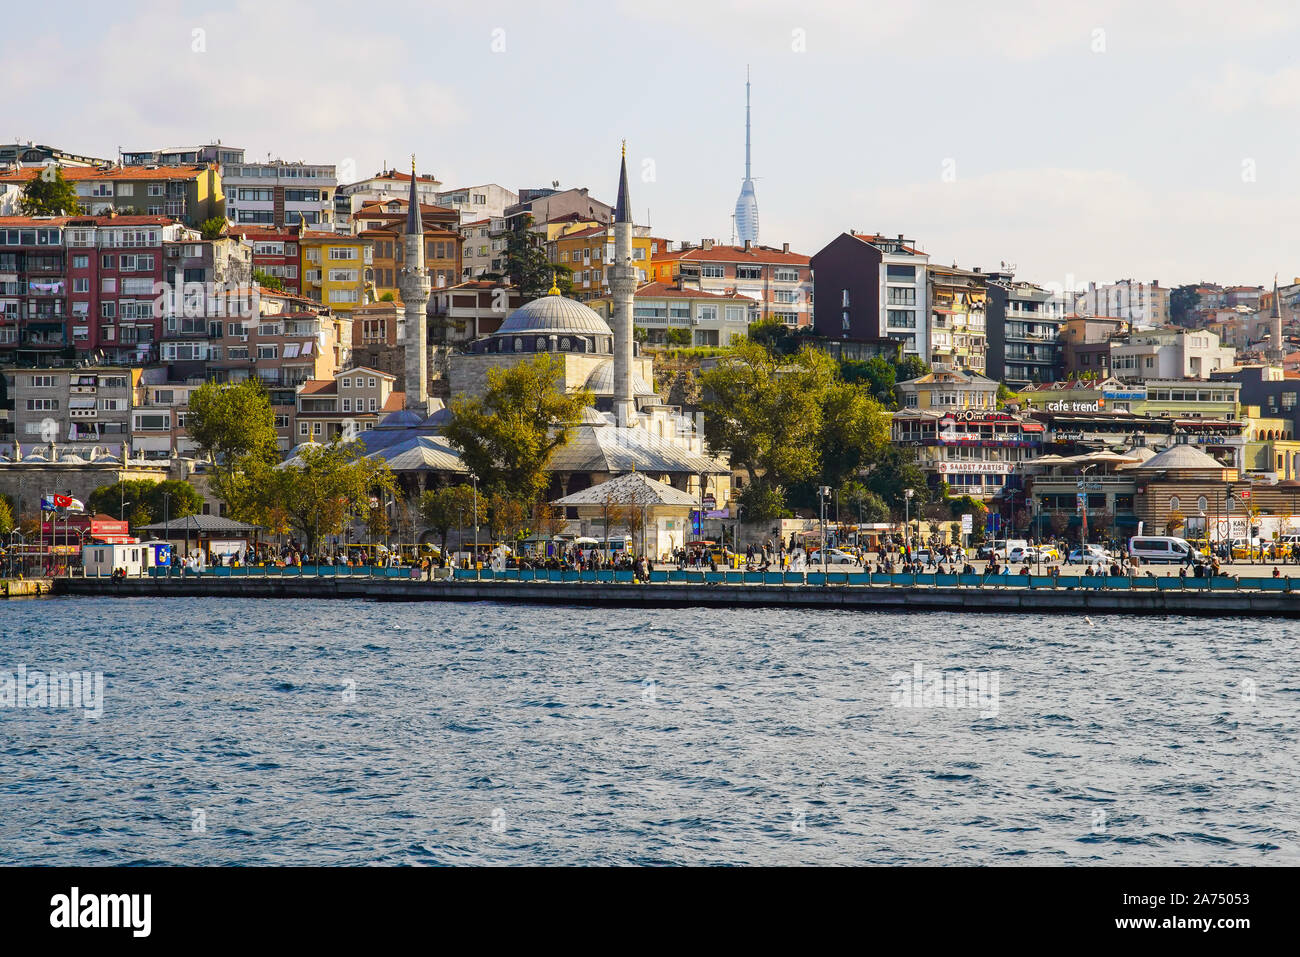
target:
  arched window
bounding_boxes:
[561,337,570,350]
[536,337,547,351]
[1198,496,1208,513]
[1168,495,1181,512]
[513,337,523,352]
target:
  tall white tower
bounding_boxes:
[399,156,431,413]
[609,142,638,426]
[733,67,759,245]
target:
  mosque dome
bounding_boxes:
[496,294,612,338]
[583,357,657,397]
[379,409,424,428]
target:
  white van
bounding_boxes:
[1128,536,1200,564]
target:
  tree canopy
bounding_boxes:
[19,166,81,216]
[87,479,203,528]
[186,379,281,516]
[504,215,572,299]
[418,483,482,555]
[442,354,592,501]
[257,439,396,554]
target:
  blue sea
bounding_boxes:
[1,596,1296,865]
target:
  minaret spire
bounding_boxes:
[400,153,430,413]
[610,142,638,425]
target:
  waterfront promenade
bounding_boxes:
[53,565,1300,618]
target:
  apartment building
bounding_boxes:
[119,144,244,168]
[1059,315,1127,379]
[810,232,928,355]
[458,218,507,279]
[549,224,652,301]
[651,239,811,328]
[0,165,225,227]
[430,281,523,344]
[223,160,336,229]
[0,217,71,366]
[232,226,302,295]
[928,264,987,375]
[1076,279,1170,327]
[131,371,202,459]
[434,184,517,223]
[335,168,443,221]
[0,143,112,169]
[156,236,255,371]
[504,187,612,232]
[1110,327,1235,382]
[361,218,461,300]
[589,280,752,347]
[985,274,1066,387]
[295,367,403,443]
[9,366,140,456]
[299,231,371,313]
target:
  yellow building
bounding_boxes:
[300,230,372,312]
[547,224,652,301]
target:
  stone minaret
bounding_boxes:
[1269,274,1284,364]
[609,143,637,426]
[399,156,431,413]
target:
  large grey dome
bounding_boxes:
[496,294,612,337]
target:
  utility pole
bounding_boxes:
[819,485,830,578]
[904,488,914,563]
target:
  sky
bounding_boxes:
[5,0,1300,290]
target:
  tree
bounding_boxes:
[442,354,593,501]
[1165,509,1186,535]
[699,340,836,519]
[841,356,897,407]
[87,479,203,526]
[597,490,632,554]
[841,480,888,524]
[1170,284,1200,326]
[253,269,285,292]
[996,382,1018,406]
[816,380,891,489]
[199,217,226,240]
[504,215,571,299]
[19,166,81,215]
[747,317,799,356]
[895,355,930,383]
[665,327,692,347]
[861,445,930,515]
[262,439,396,555]
[0,496,13,536]
[419,484,481,557]
[186,379,281,517]
[533,499,567,545]
[487,492,529,544]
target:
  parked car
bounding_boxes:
[1068,545,1110,564]
[808,548,857,565]
[1027,546,1062,563]
[1128,536,1201,564]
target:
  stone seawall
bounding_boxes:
[52,575,1300,618]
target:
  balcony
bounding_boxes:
[20,334,66,348]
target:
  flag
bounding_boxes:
[40,496,57,511]
[66,497,86,512]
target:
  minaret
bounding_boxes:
[399,156,430,413]
[609,142,638,427]
[1269,274,1284,364]
[733,67,759,245]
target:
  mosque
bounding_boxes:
[353,146,731,517]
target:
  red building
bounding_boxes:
[230,225,302,296]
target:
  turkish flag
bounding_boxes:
[52,495,73,508]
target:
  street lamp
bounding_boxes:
[904,488,915,564]
[471,473,479,580]
[818,486,831,577]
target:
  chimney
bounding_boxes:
[743,240,752,252]
[782,242,789,254]
[702,238,714,251]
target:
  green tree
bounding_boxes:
[19,166,82,215]
[186,379,281,517]
[699,340,836,519]
[442,354,593,501]
[841,480,889,525]
[1170,284,1200,326]
[665,327,692,347]
[87,479,203,526]
[996,382,1018,405]
[504,215,571,299]
[0,496,13,536]
[894,355,930,383]
[199,217,226,240]
[817,380,891,489]
[487,492,529,544]
[261,439,396,554]
[861,445,930,515]
[746,316,799,356]
[841,356,897,407]
[253,269,285,292]
[419,483,481,556]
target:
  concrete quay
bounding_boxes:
[52,574,1300,618]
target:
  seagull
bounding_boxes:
[1084,616,1094,626]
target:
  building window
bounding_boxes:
[1168,496,1181,512]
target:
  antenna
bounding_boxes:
[745,64,752,182]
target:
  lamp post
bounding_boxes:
[818,485,831,577]
[904,488,915,564]
[472,473,479,580]
[162,491,171,577]
[1078,464,1097,547]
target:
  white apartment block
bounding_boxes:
[224,161,337,229]
[1076,279,1170,328]
[435,184,518,224]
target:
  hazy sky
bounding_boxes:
[6,0,1300,289]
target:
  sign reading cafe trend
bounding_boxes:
[1045,400,1101,412]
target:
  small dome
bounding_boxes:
[496,294,612,337]
[583,358,657,397]
[379,409,424,428]
[420,407,453,428]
